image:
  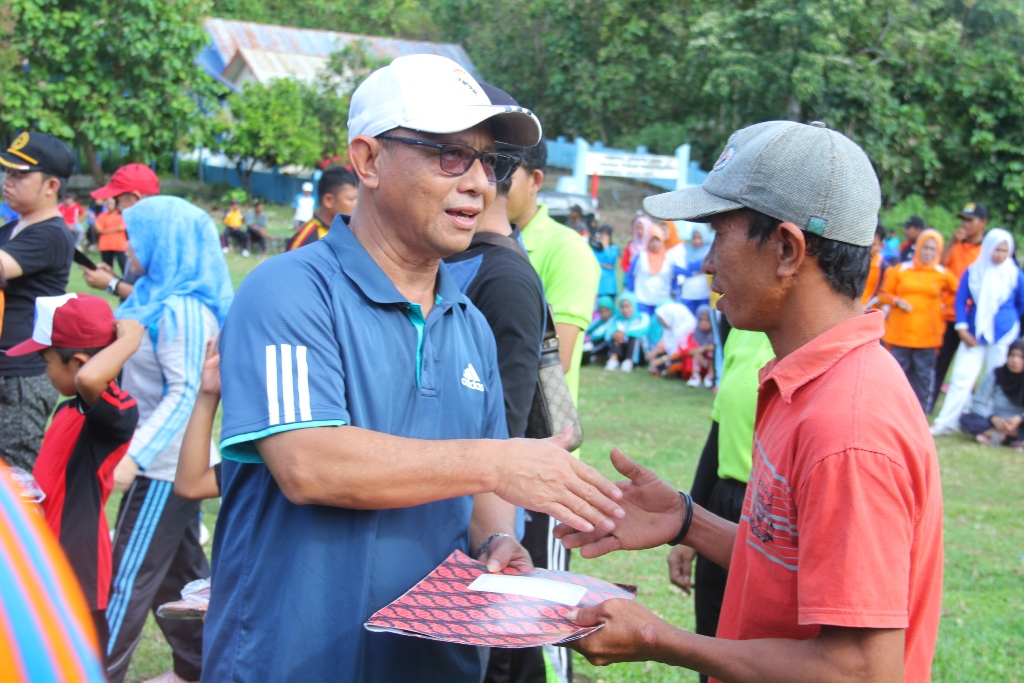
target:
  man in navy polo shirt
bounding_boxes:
[204,54,625,683]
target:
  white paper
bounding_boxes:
[467,574,587,607]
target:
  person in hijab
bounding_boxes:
[624,222,672,314]
[959,338,1024,445]
[932,228,1024,435]
[105,195,233,683]
[877,229,959,412]
[646,301,696,376]
[604,291,650,373]
[680,304,716,387]
[591,225,620,297]
[621,215,649,272]
[668,224,713,314]
[585,295,617,364]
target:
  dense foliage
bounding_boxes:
[1,0,221,183]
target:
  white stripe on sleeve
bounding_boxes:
[266,345,280,426]
[296,345,312,422]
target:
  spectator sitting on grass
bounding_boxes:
[222,198,248,257]
[959,338,1024,446]
[585,295,616,364]
[604,292,650,373]
[646,301,696,377]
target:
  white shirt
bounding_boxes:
[294,194,315,223]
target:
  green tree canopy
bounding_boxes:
[2,0,220,183]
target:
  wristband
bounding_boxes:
[474,533,511,559]
[105,277,122,296]
[667,491,694,546]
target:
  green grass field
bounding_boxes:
[68,238,1024,683]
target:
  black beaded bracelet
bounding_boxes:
[667,491,694,546]
[474,533,511,559]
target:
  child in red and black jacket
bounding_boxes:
[6,293,142,657]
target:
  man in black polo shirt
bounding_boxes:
[0,132,76,470]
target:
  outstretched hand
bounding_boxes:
[553,448,684,558]
[494,425,625,535]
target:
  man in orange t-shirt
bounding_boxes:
[93,198,128,275]
[932,202,987,411]
[556,121,943,683]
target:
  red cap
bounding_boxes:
[91,163,160,200]
[5,294,117,356]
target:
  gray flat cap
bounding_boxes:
[644,121,881,247]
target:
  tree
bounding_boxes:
[2,0,221,184]
[214,78,323,190]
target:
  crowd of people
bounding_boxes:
[0,51,1010,683]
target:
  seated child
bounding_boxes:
[175,338,224,500]
[669,304,716,388]
[646,301,696,376]
[604,292,650,373]
[584,295,616,365]
[7,293,143,655]
[960,338,1024,446]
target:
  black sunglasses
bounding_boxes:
[377,135,521,183]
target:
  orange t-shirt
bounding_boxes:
[714,310,943,683]
[941,241,982,320]
[878,263,959,348]
[860,252,884,307]
[94,211,128,252]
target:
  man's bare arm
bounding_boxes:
[555,323,581,374]
[257,426,624,534]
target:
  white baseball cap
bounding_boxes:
[347,54,542,147]
[301,182,313,192]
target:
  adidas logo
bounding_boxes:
[461,363,485,392]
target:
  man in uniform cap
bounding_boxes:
[900,214,925,262]
[204,54,624,683]
[556,121,943,683]
[0,132,76,470]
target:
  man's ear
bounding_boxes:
[319,191,335,212]
[776,221,807,280]
[44,176,62,199]
[349,136,383,190]
[529,169,545,194]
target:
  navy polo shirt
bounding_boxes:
[204,217,508,683]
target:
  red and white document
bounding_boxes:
[365,549,636,648]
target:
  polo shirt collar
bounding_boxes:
[759,310,885,404]
[323,215,469,308]
[519,204,552,252]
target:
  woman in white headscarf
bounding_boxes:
[646,302,697,375]
[931,228,1024,435]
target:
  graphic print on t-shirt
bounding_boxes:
[743,435,798,571]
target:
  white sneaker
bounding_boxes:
[142,671,198,683]
[620,359,634,373]
[241,249,251,257]
[929,424,956,436]
[686,374,702,388]
[703,374,715,388]
[604,357,620,372]
[222,246,229,254]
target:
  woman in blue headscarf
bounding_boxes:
[105,196,232,676]
[604,291,650,373]
[668,223,712,314]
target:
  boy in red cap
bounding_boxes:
[7,293,143,657]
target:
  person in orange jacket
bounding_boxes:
[878,228,959,412]
[861,223,888,308]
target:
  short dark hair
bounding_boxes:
[51,346,105,363]
[499,137,546,174]
[744,209,871,299]
[318,167,358,203]
[874,223,887,243]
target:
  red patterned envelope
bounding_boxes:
[365,550,636,648]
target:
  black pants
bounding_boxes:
[92,609,109,663]
[888,345,936,413]
[0,374,59,471]
[611,337,641,364]
[101,250,128,275]
[222,227,248,251]
[931,321,960,412]
[247,228,267,254]
[105,477,207,683]
[960,411,994,435]
[484,510,571,683]
[694,478,747,683]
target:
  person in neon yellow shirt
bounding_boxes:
[504,139,600,405]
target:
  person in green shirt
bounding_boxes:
[504,139,601,405]
[667,326,775,682]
